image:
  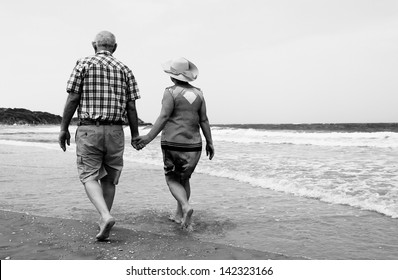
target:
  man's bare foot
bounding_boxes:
[181,207,193,229]
[96,217,115,241]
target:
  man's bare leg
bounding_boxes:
[84,180,115,241]
[95,180,116,229]
[166,174,193,229]
[101,180,116,211]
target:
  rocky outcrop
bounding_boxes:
[0,108,150,126]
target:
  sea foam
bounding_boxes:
[211,128,398,148]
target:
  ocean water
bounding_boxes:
[1,123,398,259]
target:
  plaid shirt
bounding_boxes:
[66,50,140,123]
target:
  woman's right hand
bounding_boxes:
[132,135,150,150]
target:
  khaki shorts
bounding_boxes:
[75,125,124,185]
[162,149,202,180]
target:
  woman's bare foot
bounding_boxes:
[181,207,193,229]
[168,214,182,224]
[96,216,115,241]
[168,203,183,224]
[183,224,194,232]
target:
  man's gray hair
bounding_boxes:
[93,31,116,48]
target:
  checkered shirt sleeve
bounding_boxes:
[66,61,84,95]
[125,68,140,101]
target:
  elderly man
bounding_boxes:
[58,31,140,241]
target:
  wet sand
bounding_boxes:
[0,209,295,260]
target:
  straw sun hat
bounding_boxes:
[162,57,199,82]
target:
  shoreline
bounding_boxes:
[0,142,300,260]
[3,137,397,260]
[0,209,298,260]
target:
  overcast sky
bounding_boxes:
[0,0,397,124]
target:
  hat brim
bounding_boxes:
[162,59,199,82]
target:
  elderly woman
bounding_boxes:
[134,57,214,230]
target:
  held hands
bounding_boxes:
[132,135,151,150]
[58,130,71,152]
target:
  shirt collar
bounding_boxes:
[96,50,112,56]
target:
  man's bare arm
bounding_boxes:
[126,99,139,141]
[59,92,80,151]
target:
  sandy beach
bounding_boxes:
[0,143,296,260]
[0,209,294,260]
